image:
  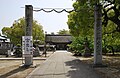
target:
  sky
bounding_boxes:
[0,0,75,34]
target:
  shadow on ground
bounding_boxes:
[0,67,28,78]
[65,59,102,78]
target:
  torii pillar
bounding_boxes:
[24,5,33,66]
[94,4,102,66]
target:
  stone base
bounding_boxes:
[73,52,82,56]
[19,64,36,68]
[92,64,107,68]
[82,52,91,57]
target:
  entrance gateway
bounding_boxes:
[23,4,103,66]
[45,34,72,50]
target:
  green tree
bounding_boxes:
[67,1,94,37]
[57,29,70,35]
[67,0,120,55]
[67,0,94,54]
[102,20,120,55]
[2,17,44,45]
[68,36,84,56]
[102,0,120,32]
[68,0,120,36]
[102,0,120,54]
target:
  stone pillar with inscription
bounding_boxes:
[24,5,33,66]
[25,5,33,36]
[94,4,102,65]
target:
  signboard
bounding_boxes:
[22,36,33,55]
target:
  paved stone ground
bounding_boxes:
[26,51,102,78]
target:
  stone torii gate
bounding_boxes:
[23,4,103,66]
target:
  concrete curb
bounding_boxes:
[0,58,46,60]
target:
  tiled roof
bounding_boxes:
[45,35,72,43]
[0,36,6,40]
[0,36,10,42]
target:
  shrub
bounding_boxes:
[13,44,22,57]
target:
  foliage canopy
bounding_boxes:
[57,29,70,35]
[67,0,120,54]
[2,17,44,45]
